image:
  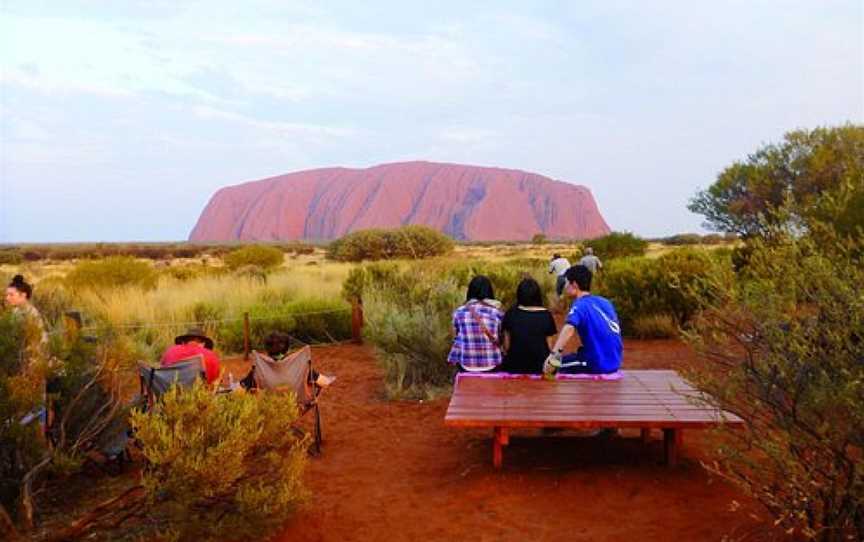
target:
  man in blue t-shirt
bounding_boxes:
[546,265,622,374]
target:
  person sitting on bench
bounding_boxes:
[447,276,504,373]
[161,327,221,385]
[545,265,622,375]
[501,278,557,374]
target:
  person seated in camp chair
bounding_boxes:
[241,332,335,390]
[161,327,221,385]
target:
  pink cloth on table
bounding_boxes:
[455,370,623,383]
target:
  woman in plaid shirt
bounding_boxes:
[447,276,504,372]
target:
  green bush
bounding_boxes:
[630,313,679,339]
[130,382,307,540]
[161,263,220,281]
[328,225,454,262]
[531,233,548,244]
[662,233,703,245]
[363,278,462,399]
[223,245,284,271]
[586,231,648,259]
[65,256,158,291]
[597,249,726,334]
[218,298,352,352]
[685,222,864,540]
[354,259,556,398]
[0,313,38,523]
[0,249,22,265]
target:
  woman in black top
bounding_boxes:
[501,278,558,374]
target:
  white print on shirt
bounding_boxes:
[592,305,621,335]
[568,304,621,335]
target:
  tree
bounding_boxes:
[223,245,285,271]
[689,125,864,238]
[684,215,864,541]
[530,233,548,244]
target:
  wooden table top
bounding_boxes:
[444,370,744,429]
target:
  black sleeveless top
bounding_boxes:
[501,307,557,374]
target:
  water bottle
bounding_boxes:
[543,352,562,380]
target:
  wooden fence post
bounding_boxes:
[63,311,82,344]
[243,312,250,360]
[351,299,364,344]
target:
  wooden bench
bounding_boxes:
[444,370,743,469]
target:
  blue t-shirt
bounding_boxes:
[565,294,623,373]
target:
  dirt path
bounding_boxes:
[223,341,780,542]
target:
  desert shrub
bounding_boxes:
[223,245,284,271]
[233,264,268,282]
[1,316,127,536]
[363,277,462,399]
[531,233,548,244]
[663,233,703,245]
[30,278,74,328]
[328,225,454,262]
[630,313,679,339]
[130,382,307,540]
[65,256,158,291]
[586,231,648,259]
[0,249,22,265]
[0,314,38,525]
[701,233,726,244]
[218,298,351,352]
[597,249,725,334]
[355,259,555,398]
[685,222,864,541]
[652,249,724,326]
[161,263,211,281]
[279,242,315,255]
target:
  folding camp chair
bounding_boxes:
[248,346,325,454]
[138,355,206,411]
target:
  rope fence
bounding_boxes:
[57,301,365,359]
[76,307,352,333]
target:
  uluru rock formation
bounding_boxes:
[189,161,611,242]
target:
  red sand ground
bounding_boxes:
[222,341,781,541]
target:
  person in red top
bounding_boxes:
[161,327,221,385]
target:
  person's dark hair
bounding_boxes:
[516,278,544,307]
[466,275,495,302]
[552,253,561,260]
[8,274,32,299]
[264,331,292,357]
[564,265,592,292]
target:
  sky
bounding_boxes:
[1,0,862,242]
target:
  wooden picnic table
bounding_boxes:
[444,370,744,469]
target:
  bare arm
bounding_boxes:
[551,324,576,354]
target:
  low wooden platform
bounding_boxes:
[444,370,743,469]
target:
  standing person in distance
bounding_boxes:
[548,253,571,299]
[4,274,49,373]
[545,265,622,376]
[578,247,603,274]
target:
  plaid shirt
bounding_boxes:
[448,300,503,370]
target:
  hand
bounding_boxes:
[543,352,562,375]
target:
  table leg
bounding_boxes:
[663,428,679,467]
[493,427,509,469]
[640,428,651,443]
